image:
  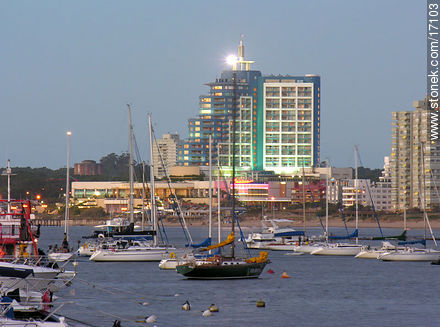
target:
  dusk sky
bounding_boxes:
[0,1,425,170]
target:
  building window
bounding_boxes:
[282,122,295,132]
[298,87,312,97]
[282,99,296,108]
[298,98,312,109]
[297,122,311,132]
[266,87,280,97]
[282,87,296,97]
[298,110,312,120]
[281,110,295,120]
[265,157,279,167]
[266,122,280,132]
[266,145,279,155]
[281,134,295,144]
[266,134,280,143]
[281,157,296,167]
[281,145,295,155]
[266,110,280,120]
[266,98,280,108]
[297,145,311,155]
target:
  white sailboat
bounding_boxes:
[91,109,175,262]
[48,131,75,263]
[311,152,362,256]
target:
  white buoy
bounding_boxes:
[202,310,212,317]
[174,293,179,297]
[142,302,149,306]
[182,300,191,311]
[145,315,157,323]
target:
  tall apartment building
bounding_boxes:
[390,97,440,210]
[178,40,320,176]
[153,133,180,179]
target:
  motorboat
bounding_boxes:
[158,252,196,270]
[378,248,440,262]
[311,243,363,256]
[0,293,70,326]
[245,219,304,250]
[0,261,76,293]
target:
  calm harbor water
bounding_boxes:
[39,226,440,327]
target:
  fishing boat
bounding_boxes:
[0,161,41,260]
[176,70,269,279]
[90,108,175,262]
[48,131,76,263]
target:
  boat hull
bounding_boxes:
[176,261,267,279]
[311,244,362,256]
[355,250,382,259]
[379,250,440,262]
[90,247,175,262]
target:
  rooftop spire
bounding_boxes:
[231,35,255,71]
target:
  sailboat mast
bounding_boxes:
[141,161,146,231]
[128,105,135,226]
[65,131,72,241]
[148,114,158,246]
[325,159,329,244]
[217,146,221,243]
[6,160,11,216]
[302,164,306,234]
[209,135,212,243]
[231,71,237,258]
[354,145,359,244]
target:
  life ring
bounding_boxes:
[98,234,105,239]
[169,252,176,259]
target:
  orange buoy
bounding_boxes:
[281,271,291,278]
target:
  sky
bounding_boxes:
[0,0,425,170]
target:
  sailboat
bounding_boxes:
[90,109,176,262]
[176,72,269,279]
[159,135,215,270]
[48,131,75,263]
[311,150,363,256]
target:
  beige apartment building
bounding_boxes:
[391,97,440,211]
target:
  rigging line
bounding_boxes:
[71,302,132,322]
[75,277,149,300]
[356,150,384,237]
[151,128,192,244]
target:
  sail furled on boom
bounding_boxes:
[188,237,212,248]
[200,232,235,252]
[328,229,359,240]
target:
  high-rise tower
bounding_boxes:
[178,40,320,176]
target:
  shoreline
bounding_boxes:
[165,217,440,230]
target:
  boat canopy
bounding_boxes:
[188,237,212,248]
[328,229,358,240]
[200,232,235,252]
[274,231,305,237]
